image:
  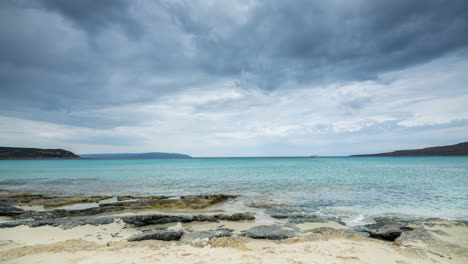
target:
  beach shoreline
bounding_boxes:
[1,192,467,263]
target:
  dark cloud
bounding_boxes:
[38,0,142,37]
[0,0,467,129]
[179,0,468,87]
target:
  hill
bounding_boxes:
[352,142,468,157]
[0,147,80,159]
[80,152,192,159]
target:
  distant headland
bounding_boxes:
[0,147,79,160]
[0,147,192,160]
[2,142,468,160]
[351,142,468,157]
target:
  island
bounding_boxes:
[0,147,80,160]
[352,141,468,156]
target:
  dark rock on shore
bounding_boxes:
[16,206,126,220]
[357,217,415,241]
[242,224,301,240]
[128,229,184,242]
[121,213,254,227]
[0,213,255,229]
[0,199,24,216]
[0,217,116,229]
[213,213,255,221]
[121,214,220,227]
[181,228,233,243]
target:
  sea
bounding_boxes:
[1,157,467,225]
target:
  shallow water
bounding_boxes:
[1,157,467,222]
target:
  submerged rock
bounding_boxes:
[242,224,301,240]
[1,193,238,212]
[0,193,110,207]
[180,195,239,209]
[0,193,45,204]
[99,194,238,210]
[128,229,184,242]
[271,214,346,226]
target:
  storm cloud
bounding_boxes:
[0,0,467,155]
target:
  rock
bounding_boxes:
[121,214,219,227]
[39,196,111,208]
[99,194,238,210]
[0,194,112,209]
[0,217,116,229]
[307,227,370,240]
[128,229,184,242]
[116,195,170,201]
[214,213,255,221]
[360,229,402,241]
[0,213,253,229]
[276,214,346,226]
[356,217,415,241]
[121,213,253,227]
[15,206,126,220]
[242,224,301,240]
[247,203,281,209]
[180,228,233,243]
[0,193,45,203]
[0,199,24,216]
[1,193,237,211]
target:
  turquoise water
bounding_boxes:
[1,157,467,222]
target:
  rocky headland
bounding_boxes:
[0,147,79,160]
[352,142,468,156]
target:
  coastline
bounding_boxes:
[1,192,467,263]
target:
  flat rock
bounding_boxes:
[180,228,233,243]
[356,217,415,241]
[128,230,184,241]
[100,194,238,210]
[0,213,252,229]
[121,214,219,227]
[0,199,24,216]
[214,213,255,221]
[15,206,126,220]
[0,217,116,229]
[243,224,301,240]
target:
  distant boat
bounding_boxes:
[309,155,319,158]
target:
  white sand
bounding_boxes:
[1,220,467,264]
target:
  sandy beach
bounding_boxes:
[1,193,467,264]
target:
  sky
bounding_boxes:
[1,0,468,157]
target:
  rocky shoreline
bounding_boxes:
[1,191,467,263]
